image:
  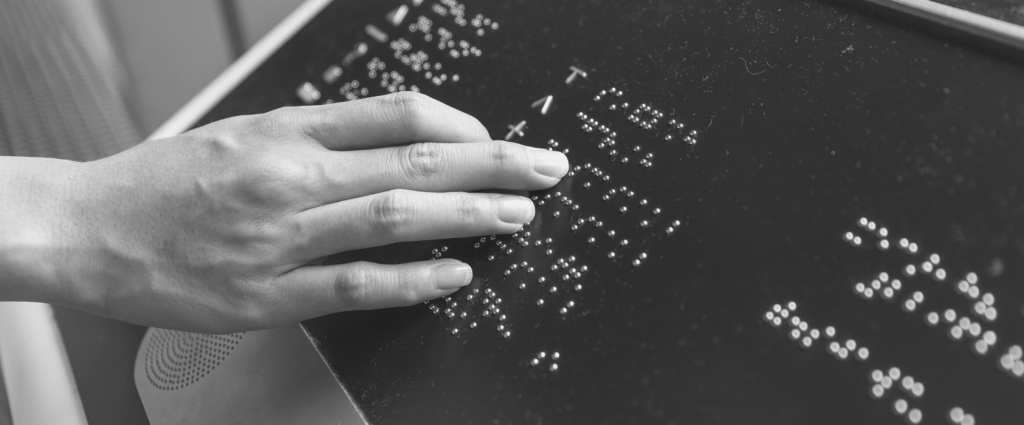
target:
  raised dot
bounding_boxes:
[901,376,914,390]
[1004,345,1024,361]
[870,384,885,399]
[902,299,916,312]
[907,408,921,424]
[925,312,939,325]
[889,367,901,380]
[966,272,978,284]
[871,370,884,382]
[904,265,916,276]
[893,399,908,415]
[857,347,870,360]
[949,408,964,423]
[950,326,964,340]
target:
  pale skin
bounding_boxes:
[0,92,568,333]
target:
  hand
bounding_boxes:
[46,93,567,333]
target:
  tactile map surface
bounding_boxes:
[194,0,1024,423]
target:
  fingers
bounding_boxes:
[289,190,534,261]
[268,260,472,322]
[282,92,491,151]
[315,141,568,203]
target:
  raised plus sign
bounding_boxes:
[505,120,527,140]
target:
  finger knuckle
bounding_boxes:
[385,92,435,137]
[402,142,445,181]
[488,141,523,172]
[254,109,293,136]
[337,264,374,307]
[454,193,485,223]
[370,190,413,237]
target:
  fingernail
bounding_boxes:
[496,196,535,224]
[530,149,569,178]
[433,263,472,290]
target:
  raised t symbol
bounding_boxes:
[505,120,527,140]
[565,66,588,84]
[531,95,553,115]
[341,42,368,66]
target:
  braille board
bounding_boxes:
[191,0,1024,423]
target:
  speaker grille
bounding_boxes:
[144,329,245,391]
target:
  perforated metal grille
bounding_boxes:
[144,329,244,391]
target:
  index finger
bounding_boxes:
[281,92,492,151]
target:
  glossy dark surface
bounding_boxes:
[198,0,1024,423]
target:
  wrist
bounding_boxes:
[0,157,81,304]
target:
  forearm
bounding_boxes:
[0,156,79,303]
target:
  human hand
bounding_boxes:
[47,93,567,333]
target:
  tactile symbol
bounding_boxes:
[341,42,368,66]
[565,66,588,84]
[531,95,553,115]
[506,120,527,140]
[386,5,409,26]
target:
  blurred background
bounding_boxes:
[99,0,305,135]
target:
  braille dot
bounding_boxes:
[530,358,540,366]
[900,376,914,390]
[780,310,790,318]
[640,199,649,206]
[926,312,939,325]
[907,408,921,424]
[858,217,869,227]
[871,370,884,382]
[893,399,908,415]
[962,414,975,425]
[908,243,918,253]
[912,291,924,303]
[451,328,459,335]
[810,329,820,339]
[1010,345,1023,360]
[968,286,980,299]
[950,326,963,340]
[966,272,978,284]
[825,326,836,337]
[904,264,916,276]
[891,279,902,290]
[985,307,998,321]
[470,322,477,328]
[549,363,558,372]
[503,331,511,338]
[837,348,849,359]
[519,283,526,290]
[845,339,856,350]
[870,384,885,399]
[608,251,616,258]
[867,221,877,231]
[853,236,862,246]
[881,376,893,389]
[903,299,916,312]
[982,293,995,306]
[536,299,544,306]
